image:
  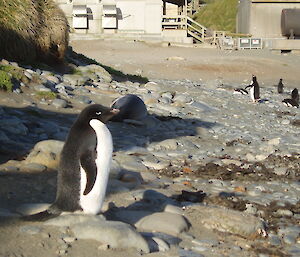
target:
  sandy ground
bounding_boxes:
[70,39,300,87]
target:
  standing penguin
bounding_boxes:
[245,75,260,102]
[291,88,299,103]
[24,104,119,220]
[277,78,284,94]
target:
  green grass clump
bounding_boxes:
[0,64,23,80]
[193,0,238,33]
[35,91,57,100]
[0,71,13,92]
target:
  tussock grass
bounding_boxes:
[193,0,238,33]
[0,70,13,92]
[35,91,57,100]
[0,0,69,65]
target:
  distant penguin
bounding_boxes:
[245,75,260,102]
[110,94,147,122]
[282,98,299,108]
[277,78,284,94]
[24,104,119,220]
[233,87,248,95]
[291,88,299,103]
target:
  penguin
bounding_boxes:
[291,88,299,103]
[245,75,260,102]
[110,94,147,122]
[23,104,119,220]
[233,87,248,95]
[277,78,284,94]
[282,98,299,108]
[282,88,299,108]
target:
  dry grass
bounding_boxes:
[0,0,69,64]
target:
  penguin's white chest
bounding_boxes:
[79,119,113,215]
[249,86,255,101]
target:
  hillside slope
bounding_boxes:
[0,0,69,65]
[193,0,238,33]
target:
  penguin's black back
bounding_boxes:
[253,77,260,99]
[277,79,284,94]
[292,88,299,103]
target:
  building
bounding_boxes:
[237,0,300,50]
[55,0,196,43]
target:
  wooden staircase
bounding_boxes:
[162,15,222,45]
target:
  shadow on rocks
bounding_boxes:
[110,114,219,152]
[0,105,77,164]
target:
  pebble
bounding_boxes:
[52,99,68,108]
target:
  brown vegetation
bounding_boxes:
[0,0,69,65]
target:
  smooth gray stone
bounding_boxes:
[178,249,204,257]
[135,212,189,236]
[16,203,51,216]
[107,209,153,226]
[268,234,281,246]
[45,214,150,253]
[20,226,42,235]
[75,95,92,104]
[20,163,47,172]
[283,234,297,244]
[34,85,52,92]
[52,99,68,108]
[63,74,90,86]
[189,205,266,238]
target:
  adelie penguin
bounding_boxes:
[277,78,284,94]
[24,104,119,221]
[245,75,260,102]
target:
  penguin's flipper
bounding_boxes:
[22,210,60,222]
[80,150,97,195]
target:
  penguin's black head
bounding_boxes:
[252,75,257,82]
[78,104,119,124]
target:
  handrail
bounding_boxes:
[186,16,207,31]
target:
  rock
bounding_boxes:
[268,138,281,146]
[75,95,92,104]
[20,163,47,172]
[189,205,266,238]
[164,204,183,215]
[80,64,112,83]
[178,248,204,257]
[135,212,189,236]
[148,236,170,252]
[274,209,293,217]
[34,85,52,92]
[24,140,64,169]
[19,225,42,235]
[0,118,28,135]
[166,56,185,61]
[45,214,150,253]
[16,203,51,216]
[144,81,160,91]
[52,99,68,108]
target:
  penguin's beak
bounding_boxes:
[110,108,120,115]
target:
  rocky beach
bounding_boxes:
[0,40,299,257]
